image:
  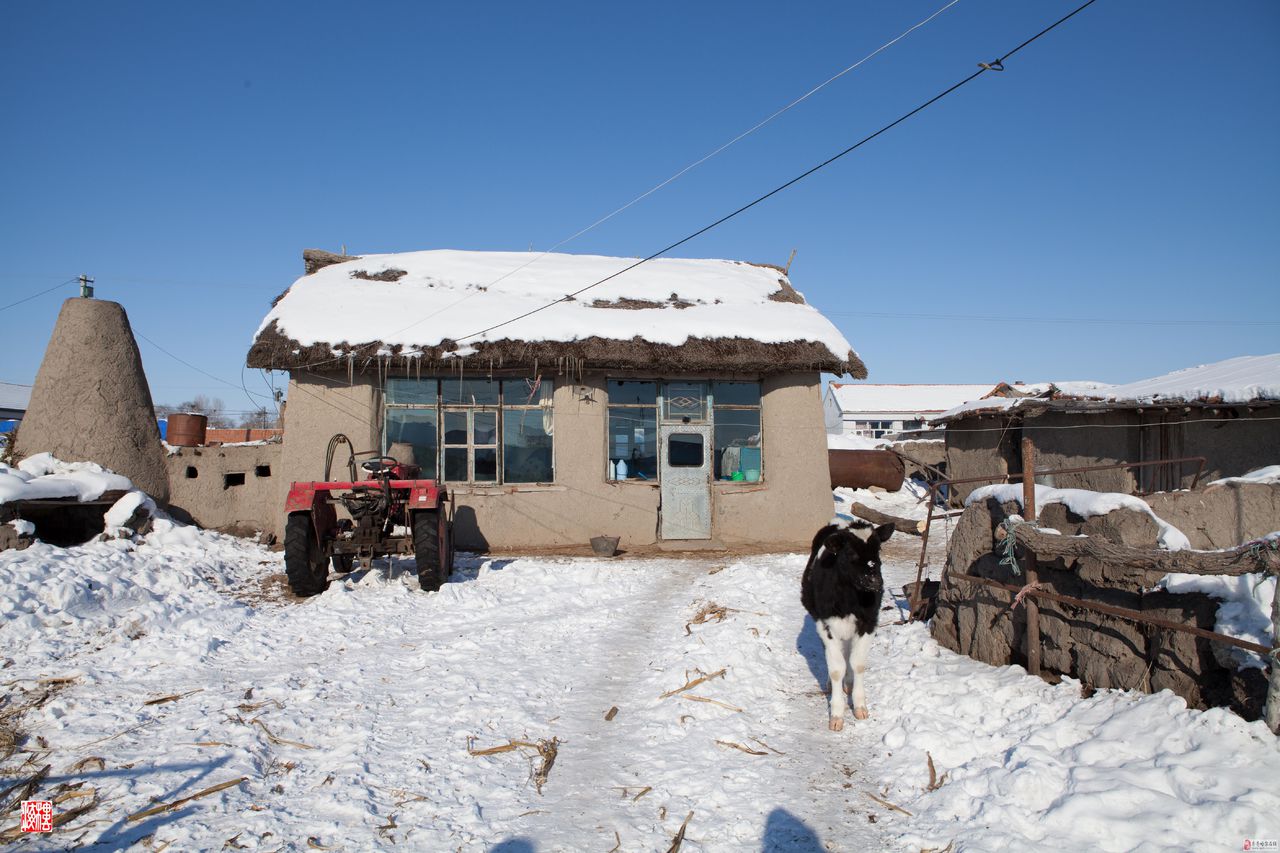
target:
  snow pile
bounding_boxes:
[260,249,855,360]
[1161,531,1279,670]
[835,478,933,522]
[1209,464,1280,487]
[966,483,1192,550]
[0,520,263,682]
[869,622,1280,852]
[1104,352,1280,403]
[0,453,133,504]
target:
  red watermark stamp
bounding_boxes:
[20,800,53,833]
[1244,841,1279,851]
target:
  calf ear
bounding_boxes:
[873,523,894,543]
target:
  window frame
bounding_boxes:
[384,377,554,485]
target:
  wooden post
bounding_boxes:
[1021,437,1041,677]
[1265,570,1280,735]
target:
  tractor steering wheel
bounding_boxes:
[361,455,399,474]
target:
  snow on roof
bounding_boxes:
[0,382,31,412]
[248,250,863,376]
[828,383,995,415]
[1102,353,1280,404]
[930,381,1113,421]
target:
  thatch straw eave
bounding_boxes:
[245,320,866,378]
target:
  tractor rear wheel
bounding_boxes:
[413,510,447,592]
[285,512,330,597]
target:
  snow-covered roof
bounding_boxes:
[1102,353,1280,404]
[827,383,995,415]
[0,382,31,412]
[933,354,1280,423]
[247,249,864,376]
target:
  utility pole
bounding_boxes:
[78,274,95,298]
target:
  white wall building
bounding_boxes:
[824,383,994,438]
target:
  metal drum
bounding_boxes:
[828,449,905,491]
[166,412,208,447]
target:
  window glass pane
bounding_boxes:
[443,411,468,445]
[386,378,438,406]
[384,408,437,479]
[663,382,707,421]
[473,411,497,445]
[503,409,553,483]
[668,433,704,467]
[443,448,468,481]
[607,380,657,406]
[608,406,657,480]
[712,381,760,407]
[504,377,552,406]
[441,378,499,406]
[714,409,761,480]
[474,448,497,482]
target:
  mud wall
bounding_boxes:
[278,370,833,552]
[165,444,283,538]
[930,489,1278,721]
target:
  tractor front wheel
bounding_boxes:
[285,512,330,597]
[413,510,449,592]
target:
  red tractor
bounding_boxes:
[282,434,454,596]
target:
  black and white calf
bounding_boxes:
[800,519,893,731]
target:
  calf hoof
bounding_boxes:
[829,717,844,732]
[854,706,869,720]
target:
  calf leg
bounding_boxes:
[822,630,849,731]
[850,632,874,720]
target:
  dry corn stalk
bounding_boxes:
[466,737,560,794]
[659,668,726,699]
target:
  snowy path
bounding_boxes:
[4,526,1277,851]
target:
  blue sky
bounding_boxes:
[2,0,1277,414]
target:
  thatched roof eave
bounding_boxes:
[245,320,866,378]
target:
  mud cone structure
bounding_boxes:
[16,297,170,502]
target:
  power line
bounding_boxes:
[0,277,79,313]
[825,311,1280,327]
[381,0,964,342]
[134,330,272,403]
[452,0,1103,346]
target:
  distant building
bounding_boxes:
[0,381,32,424]
[823,383,994,438]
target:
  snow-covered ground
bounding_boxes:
[2,516,1278,849]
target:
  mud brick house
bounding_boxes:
[246,249,865,550]
[931,355,1280,502]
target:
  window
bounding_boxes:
[607,380,657,481]
[668,433,704,467]
[384,377,553,484]
[713,381,761,480]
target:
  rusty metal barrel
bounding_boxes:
[166,412,208,447]
[828,449,905,491]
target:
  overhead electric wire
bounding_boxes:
[826,311,1280,327]
[0,277,80,313]
[382,0,964,342]
[452,0,1103,346]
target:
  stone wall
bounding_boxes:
[930,487,1278,721]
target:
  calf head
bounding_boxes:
[816,522,893,591]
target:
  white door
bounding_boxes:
[659,424,712,540]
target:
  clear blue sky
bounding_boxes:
[3,0,1277,415]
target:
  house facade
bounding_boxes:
[823,383,993,438]
[246,249,865,551]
